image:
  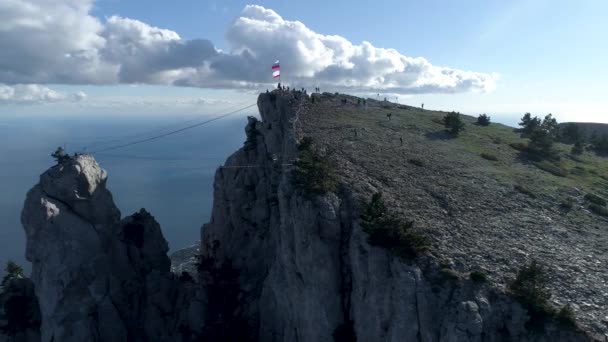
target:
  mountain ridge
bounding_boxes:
[2,89,606,341]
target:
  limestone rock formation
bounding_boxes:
[21,155,204,342]
[198,90,594,341]
[17,90,598,341]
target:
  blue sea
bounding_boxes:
[0,112,250,274]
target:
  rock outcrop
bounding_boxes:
[199,90,594,341]
[21,155,204,342]
[17,90,596,341]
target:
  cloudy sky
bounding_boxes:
[0,0,606,122]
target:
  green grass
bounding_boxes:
[310,93,608,215]
[533,161,569,178]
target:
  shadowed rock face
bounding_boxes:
[20,155,204,342]
[16,91,595,342]
[0,278,41,342]
[199,90,594,342]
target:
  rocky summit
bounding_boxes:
[3,89,607,341]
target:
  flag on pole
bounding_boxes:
[272,60,280,78]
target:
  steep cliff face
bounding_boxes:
[199,90,592,341]
[21,155,204,342]
[17,91,596,341]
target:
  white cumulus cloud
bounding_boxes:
[0,1,497,94]
[0,84,86,104]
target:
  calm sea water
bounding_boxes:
[0,113,250,274]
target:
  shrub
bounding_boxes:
[569,166,587,177]
[470,271,487,283]
[514,184,537,198]
[1,261,24,286]
[480,153,498,161]
[293,137,338,197]
[528,129,558,160]
[584,193,607,206]
[592,133,608,156]
[477,114,491,126]
[570,140,584,155]
[509,260,554,327]
[360,193,429,259]
[560,197,575,211]
[244,116,260,151]
[443,112,465,136]
[559,123,583,144]
[556,305,576,327]
[408,158,425,167]
[533,161,568,177]
[589,204,608,217]
[51,146,70,164]
[509,142,528,151]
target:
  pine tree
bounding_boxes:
[477,114,491,126]
[443,112,465,136]
[1,260,24,286]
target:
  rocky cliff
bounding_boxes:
[18,155,204,342]
[11,90,600,341]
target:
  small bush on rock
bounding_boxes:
[584,193,607,206]
[360,193,429,259]
[480,153,498,161]
[514,184,536,198]
[1,261,24,286]
[560,197,575,211]
[51,146,71,164]
[556,305,576,327]
[293,137,338,197]
[588,203,608,217]
[509,260,554,328]
[470,271,488,283]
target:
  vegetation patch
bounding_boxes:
[470,270,488,283]
[584,193,607,206]
[1,261,24,286]
[360,193,429,259]
[443,111,465,136]
[480,153,498,161]
[514,184,537,198]
[408,158,425,167]
[509,260,555,329]
[560,197,575,211]
[533,161,568,177]
[477,114,491,126]
[293,137,338,197]
[556,305,577,327]
[588,203,608,217]
[509,142,528,151]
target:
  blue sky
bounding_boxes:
[1,0,607,123]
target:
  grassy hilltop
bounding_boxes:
[295,92,607,336]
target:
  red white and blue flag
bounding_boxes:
[272,60,280,78]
